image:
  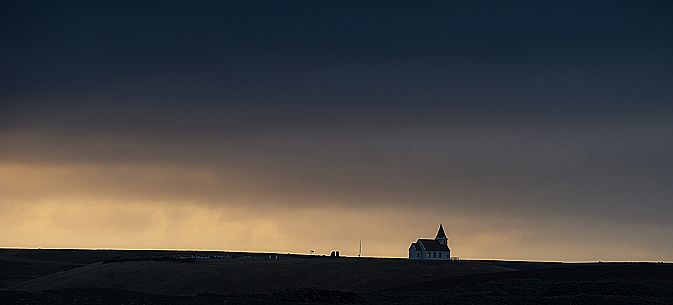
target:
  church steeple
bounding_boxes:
[436,223,447,239]
[435,223,448,245]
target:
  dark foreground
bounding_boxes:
[1,249,671,305]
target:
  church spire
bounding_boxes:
[436,223,448,245]
[436,223,447,239]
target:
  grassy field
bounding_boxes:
[8,257,513,295]
[1,249,672,304]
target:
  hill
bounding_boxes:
[3,249,673,304]
[8,257,513,295]
[370,263,673,304]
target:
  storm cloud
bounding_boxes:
[2,1,673,261]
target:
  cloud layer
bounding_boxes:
[2,1,673,261]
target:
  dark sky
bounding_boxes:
[2,1,673,260]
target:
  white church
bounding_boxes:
[408,224,451,260]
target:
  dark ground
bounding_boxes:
[1,249,672,304]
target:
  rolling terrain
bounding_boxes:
[9,258,513,295]
[1,249,672,304]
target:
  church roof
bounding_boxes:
[417,239,449,251]
[436,223,447,239]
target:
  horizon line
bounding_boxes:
[2,247,670,264]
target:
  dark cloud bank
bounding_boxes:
[2,1,673,260]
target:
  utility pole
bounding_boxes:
[358,240,362,258]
